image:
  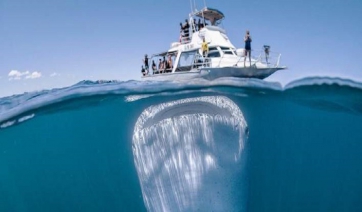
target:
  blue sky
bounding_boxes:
[1,0,361,97]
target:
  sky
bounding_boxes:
[1,0,362,97]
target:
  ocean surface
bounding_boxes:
[1,77,362,212]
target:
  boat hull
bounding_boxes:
[142,66,286,81]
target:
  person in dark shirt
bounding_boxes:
[152,60,157,74]
[141,66,146,76]
[143,54,149,73]
[263,45,270,64]
[180,22,185,43]
[244,30,252,67]
[193,19,197,32]
[158,58,162,73]
[183,19,190,40]
[162,56,167,73]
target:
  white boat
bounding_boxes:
[142,6,287,81]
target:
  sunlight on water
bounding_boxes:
[132,96,248,211]
[0,114,35,129]
[0,120,15,128]
[18,114,35,122]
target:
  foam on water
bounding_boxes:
[0,77,279,125]
[1,76,362,127]
[284,76,362,90]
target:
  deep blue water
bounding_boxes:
[1,77,362,211]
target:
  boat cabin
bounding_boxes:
[146,7,241,75]
[142,6,285,80]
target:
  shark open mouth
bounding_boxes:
[132,96,248,211]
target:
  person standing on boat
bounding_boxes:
[263,45,270,64]
[193,19,197,32]
[141,65,146,76]
[198,19,203,30]
[244,30,252,67]
[183,19,190,41]
[152,60,157,74]
[201,37,209,57]
[143,54,149,74]
[201,37,209,66]
[162,56,167,73]
[158,59,162,74]
[166,55,173,71]
[179,22,184,42]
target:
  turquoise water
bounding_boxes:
[0,77,362,211]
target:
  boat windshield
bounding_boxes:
[208,47,221,58]
[220,47,235,55]
[176,50,198,72]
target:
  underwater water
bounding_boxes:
[0,77,362,212]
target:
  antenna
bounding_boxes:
[203,0,207,8]
[189,0,193,12]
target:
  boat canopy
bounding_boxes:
[194,7,225,25]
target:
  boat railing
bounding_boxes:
[152,68,173,75]
[217,53,227,67]
[192,54,212,68]
[251,50,282,67]
[223,50,282,68]
[179,36,191,44]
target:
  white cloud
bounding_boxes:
[25,71,42,79]
[50,72,60,77]
[8,70,29,80]
[8,70,42,80]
